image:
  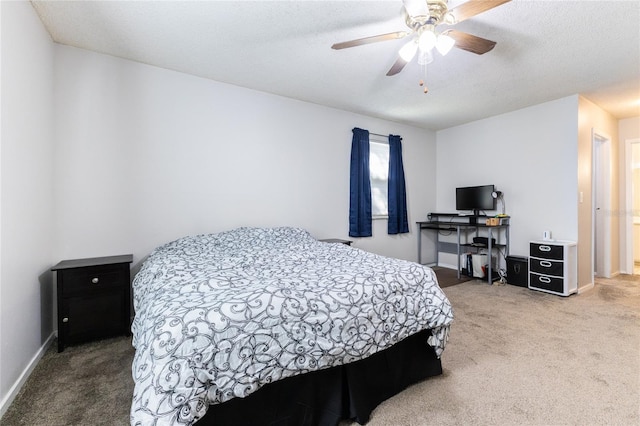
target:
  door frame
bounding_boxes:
[592,129,611,279]
[625,138,640,274]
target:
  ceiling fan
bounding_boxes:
[331,0,511,91]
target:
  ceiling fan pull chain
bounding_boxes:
[420,62,428,94]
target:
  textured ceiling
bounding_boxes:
[32,0,640,130]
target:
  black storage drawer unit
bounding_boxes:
[506,255,528,287]
[528,240,577,296]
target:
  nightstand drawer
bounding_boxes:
[61,264,127,294]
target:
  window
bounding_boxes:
[349,127,408,237]
[369,136,389,218]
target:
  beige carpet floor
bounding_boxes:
[352,275,640,425]
[2,274,638,425]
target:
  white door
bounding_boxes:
[592,131,611,279]
[629,140,640,275]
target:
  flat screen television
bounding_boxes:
[456,184,496,216]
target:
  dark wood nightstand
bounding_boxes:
[51,254,133,352]
[319,238,353,246]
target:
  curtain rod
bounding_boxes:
[370,132,401,139]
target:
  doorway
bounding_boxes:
[592,130,611,279]
[625,138,640,275]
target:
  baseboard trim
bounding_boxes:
[437,262,458,270]
[578,282,595,294]
[0,332,55,418]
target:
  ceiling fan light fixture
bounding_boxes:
[418,30,437,52]
[399,39,419,61]
[436,33,455,55]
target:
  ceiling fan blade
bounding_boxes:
[449,0,511,23]
[331,31,409,50]
[447,30,497,54]
[386,56,409,76]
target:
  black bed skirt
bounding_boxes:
[197,330,442,426]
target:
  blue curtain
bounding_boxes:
[388,134,409,234]
[349,128,372,237]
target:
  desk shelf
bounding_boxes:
[460,243,507,249]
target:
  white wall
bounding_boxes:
[0,1,55,415]
[578,97,620,282]
[435,96,579,269]
[53,44,437,269]
[576,96,619,285]
[620,116,640,144]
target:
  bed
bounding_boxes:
[130,227,453,425]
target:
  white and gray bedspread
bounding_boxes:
[130,227,453,425]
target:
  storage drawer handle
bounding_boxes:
[91,277,99,284]
[539,276,551,283]
[539,245,551,252]
[540,261,552,268]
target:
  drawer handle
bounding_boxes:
[91,277,99,284]
[539,276,551,284]
[62,317,69,323]
[539,245,551,252]
[540,261,552,268]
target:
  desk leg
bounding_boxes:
[487,228,493,284]
[506,226,510,257]
[457,227,461,279]
[435,230,439,267]
[417,225,422,264]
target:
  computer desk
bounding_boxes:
[417,216,509,284]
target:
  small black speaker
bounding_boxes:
[506,255,528,287]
